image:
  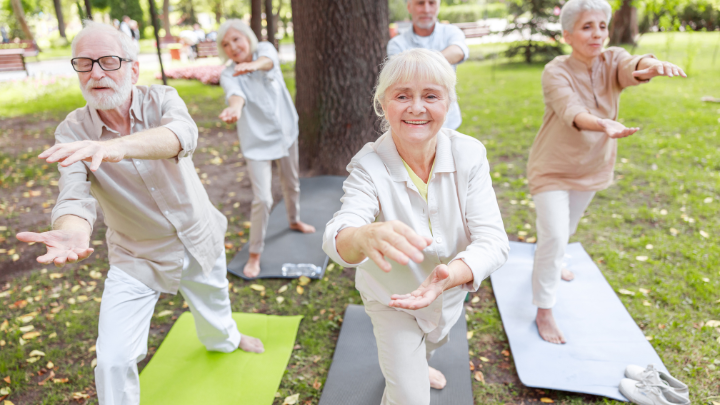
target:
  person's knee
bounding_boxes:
[95,349,137,375]
[251,194,273,212]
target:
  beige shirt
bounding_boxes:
[51,85,227,294]
[323,129,509,338]
[527,47,653,195]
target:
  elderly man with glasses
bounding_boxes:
[15,21,264,405]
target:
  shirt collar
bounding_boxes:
[86,86,139,139]
[407,23,438,44]
[376,129,456,182]
[567,50,606,72]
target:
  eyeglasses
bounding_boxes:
[70,56,133,72]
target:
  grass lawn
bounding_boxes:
[0,31,719,404]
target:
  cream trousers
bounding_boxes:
[362,296,453,405]
[532,190,595,308]
[94,248,241,405]
[245,141,300,254]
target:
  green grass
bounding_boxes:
[0,31,719,404]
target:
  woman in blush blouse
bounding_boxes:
[323,48,509,405]
[217,19,315,278]
[527,0,686,344]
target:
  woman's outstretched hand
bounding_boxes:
[598,118,639,139]
[633,59,687,80]
[219,107,242,124]
[389,264,450,310]
[16,230,94,267]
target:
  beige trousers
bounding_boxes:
[362,297,450,405]
[245,141,301,254]
[532,190,595,308]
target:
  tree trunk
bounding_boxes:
[84,0,93,20]
[148,0,167,85]
[214,0,223,24]
[609,0,638,45]
[53,0,66,38]
[10,0,34,41]
[264,0,277,48]
[162,0,171,37]
[291,0,389,175]
[251,0,262,40]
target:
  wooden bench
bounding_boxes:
[453,22,490,39]
[0,49,28,75]
[0,40,39,58]
[196,41,218,58]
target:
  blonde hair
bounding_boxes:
[560,0,612,32]
[217,19,258,63]
[373,48,456,131]
[72,20,138,60]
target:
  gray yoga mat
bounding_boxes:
[319,304,473,405]
[227,175,346,280]
[491,241,669,402]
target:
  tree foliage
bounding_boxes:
[502,0,563,63]
[107,0,144,27]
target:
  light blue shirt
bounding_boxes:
[220,42,299,161]
[387,23,469,130]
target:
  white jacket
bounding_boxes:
[323,128,509,338]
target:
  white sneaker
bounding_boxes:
[625,364,689,399]
[619,379,690,405]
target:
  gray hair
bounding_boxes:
[71,20,138,60]
[217,19,258,63]
[373,48,457,131]
[560,0,612,32]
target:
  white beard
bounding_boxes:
[81,73,133,111]
[415,17,437,30]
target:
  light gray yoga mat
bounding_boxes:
[319,304,473,405]
[491,241,669,402]
[227,176,346,280]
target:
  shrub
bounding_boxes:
[438,3,508,23]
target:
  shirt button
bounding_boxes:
[164,210,169,215]
[135,160,142,165]
[151,187,155,191]
[436,237,443,243]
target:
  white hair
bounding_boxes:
[373,48,457,131]
[216,19,258,63]
[71,20,138,60]
[560,0,612,32]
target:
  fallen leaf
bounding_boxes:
[469,361,475,371]
[72,392,89,400]
[704,197,713,203]
[643,300,652,306]
[50,306,63,314]
[473,371,485,383]
[471,296,480,304]
[38,370,55,386]
[2,377,8,384]
[0,388,9,396]
[313,378,322,390]
[645,244,653,250]
[21,285,32,292]
[326,263,335,272]
[19,325,35,333]
[466,331,474,339]
[52,378,69,384]
[540,398,554,403]
[46,361,54,369]
[638,288,650,294]
[646,335,653,341]
[298,276,311,286]
[26,357,39,363]
[0,320,7,331]
[91,358,97,368]
[283,393,299,405]
[156,310,173,318]
[278,285,288,294]
[618,289,636,296]
[243,221,251,228]
[635,256,648,262]
[71,285,81,293]
[88,345,96,353]
[182,301,189,308]
[526,236,537,243]
[250,284,265,292]
[296,286,304,295]
[501,350,510,357]
[705,320,720,328]
[0,341,4,347]
[670,228,678,236]
[77,295,88,303]
[4,400,14,405]
[479,356,489,362]
[28,350,45,357]
[49,273,63,279]
[700,230,710,238]
[312,316,319,321]
[276,297,284,304]
[89,270,102,279]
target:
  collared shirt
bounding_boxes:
[220,42,298,161]
[51,85,227,294]
[527,47,654,195]
[323,129,509,338]
[387,23,470,130]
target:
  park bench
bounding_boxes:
[0,40,40,59]
[0,48,28,76]
[196,41,218,58]
[453,22,490,38]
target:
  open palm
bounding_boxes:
[389,264,450,310]
[17,230,94,267]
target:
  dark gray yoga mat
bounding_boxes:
[319,304,473,405]
[227,176,346,280]
[491,241,669,402]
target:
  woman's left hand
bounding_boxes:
[633,59,687,80]
[389,264,450,310]
[233,62,259,76]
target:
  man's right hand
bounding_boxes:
[219,107,242,124]
[16,230,94,267]
[348,220,432,272]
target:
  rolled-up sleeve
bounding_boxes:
[450,149,509,291]
[542,68,589,130]
[159,87,198,161]
[322,162,379,268]
[51,129,97,230]
[614,47,655,89]
[219,68,247,105]
[446,25,469,63]
[257,41,280,71]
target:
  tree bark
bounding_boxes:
[84,0,93,20]
[291,0,389,175]
[53,0,66,38]
[251,0,262,40]
[264,0,277,48]
[609,0,638,45]
[162,0,171,36]
[10,0,34,41]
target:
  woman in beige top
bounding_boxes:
[526,0,686,344]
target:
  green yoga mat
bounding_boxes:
[140,312,303,405]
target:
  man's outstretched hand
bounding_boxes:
[39,141,124,172]
[389,264,450,310]
[16,230,94,267]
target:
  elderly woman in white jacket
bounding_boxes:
[322,48,509,405]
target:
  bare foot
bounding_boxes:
[428,366,447,389]
[238,335,265,353]
[536,308,566,344]
[290,221,316,234]
[561,268,575,281]
[243,253,261,278]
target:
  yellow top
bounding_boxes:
[402,159,435,233]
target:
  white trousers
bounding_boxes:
[362,297,450,405]
[245,140,300,254]
[95,248,241,405]
[532,190,595,308]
